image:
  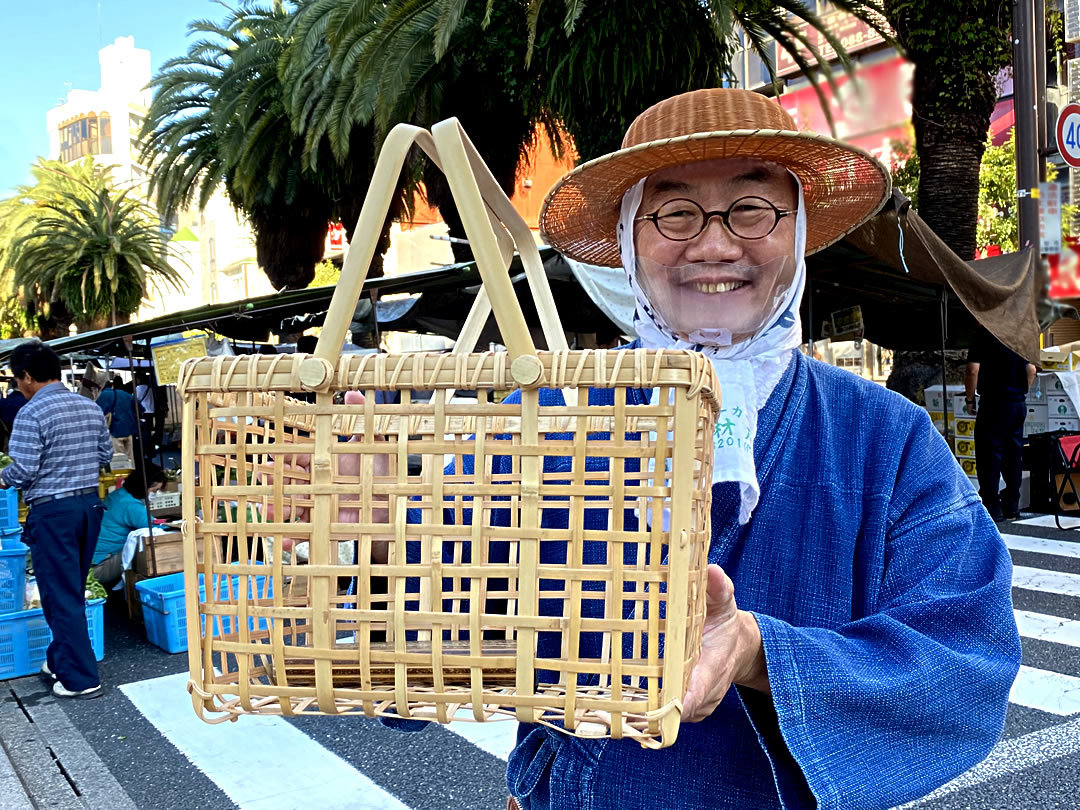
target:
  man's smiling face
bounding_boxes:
[633,158,798,341]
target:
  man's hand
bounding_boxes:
[681,564,770,723]
[263,390,390,557]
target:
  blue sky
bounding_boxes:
[0,0,221,195]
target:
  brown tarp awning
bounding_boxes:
[805,192,1063,365]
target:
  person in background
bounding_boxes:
[96,377,139,462]
[134,374,155,458]
[966,325,1037,521]
[0,378,28,453]
[91,463,165,588]
[0,340,112,699]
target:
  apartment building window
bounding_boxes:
[59,114,112,162]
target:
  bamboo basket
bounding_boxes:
[178,118,720,748]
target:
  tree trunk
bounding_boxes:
[884,41,999,401]
[909,62,996,261]
[252,209,331,290]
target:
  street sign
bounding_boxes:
[1039,181,1063,255]
[1057,103,1080,168]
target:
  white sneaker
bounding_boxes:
[52,681,102,700]
[40,662,57,680]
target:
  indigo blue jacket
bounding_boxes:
[405,349,1021,809]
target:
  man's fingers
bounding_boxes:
[344,390,366,405]
[704,564,733,612]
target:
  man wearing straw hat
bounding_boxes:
[484,88,1019,809]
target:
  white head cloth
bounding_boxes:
[617,175,807,524]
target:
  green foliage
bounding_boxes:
[308,259,340,288]
[891,131,1071,255]
[0,158,182,333]
[889,139,919,209]
[883,1,1012,116]
[142,2,349,289]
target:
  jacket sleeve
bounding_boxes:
[740,423,1021,810]
[1,408,42,491]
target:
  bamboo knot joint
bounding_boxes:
[299,357,334,391]
[510,355,544,387]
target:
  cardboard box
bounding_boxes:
[924,384,966,411]
[1050,417,1080,433]
[954,417,977,438]
[1023,403,1050,437]
[1041,350,1078,372]
[954,438,976,458]
[926,409,953,433]
[1034,372,1066,397]
[959,457,977,477]
[951,394,978,418]
[1049,394,1079,419]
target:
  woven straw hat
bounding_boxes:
[539,88,891,267]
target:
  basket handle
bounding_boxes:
[312,118,568,388]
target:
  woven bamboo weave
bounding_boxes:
[179,119,721,748]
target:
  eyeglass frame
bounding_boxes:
[634,195,793,242]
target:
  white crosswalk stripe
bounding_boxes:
[1008,666,1080,716]
[1012,565,1080,597]
[1001,532,1080,559]
[121,672,411,809]
[1015,610,1080,648]
[37,517,1080,808]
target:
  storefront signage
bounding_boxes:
[830,305,864,340]
[1067,0,1080,44]
[775,11,888,77]
[151,336,208,385]
[1040,181,1063,255]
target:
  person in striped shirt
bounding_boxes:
[0,340,113,699]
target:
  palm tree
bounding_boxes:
[881,1,1013,261]
[283,0,887,263]
[282,0,554,262]
[141,2,341,289]
[5,172,183,333]
[294,0,888,160]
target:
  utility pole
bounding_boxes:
[1034,0,1048,183]
[1013,0,1041,251]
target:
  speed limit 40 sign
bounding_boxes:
[1058,103,1080,168]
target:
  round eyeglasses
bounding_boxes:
[635,196,792,242]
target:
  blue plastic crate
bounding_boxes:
[0,488,19,531]
[0,530,27,615]
[0,598,105,680]
[135,567,272,654]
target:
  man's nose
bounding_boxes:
[682,215,745,263]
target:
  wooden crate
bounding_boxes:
[134,530,186,579]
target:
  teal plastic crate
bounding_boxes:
[0,530,27,615]
[0,488,18,532]
[135,568,272,654]
[0,598,105,680]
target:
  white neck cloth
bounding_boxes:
[617,175,807,524]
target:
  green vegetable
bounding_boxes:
[85,571,108,601]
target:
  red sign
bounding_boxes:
[778,57,913,163]
[1057,103,1080,168]
[775,11,889,77]
[1050,237,1080,299]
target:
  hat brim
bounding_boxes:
[539,129,892,267]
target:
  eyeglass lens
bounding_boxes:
[653,196,781,241]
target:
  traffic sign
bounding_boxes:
[1058,103,1080,168]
